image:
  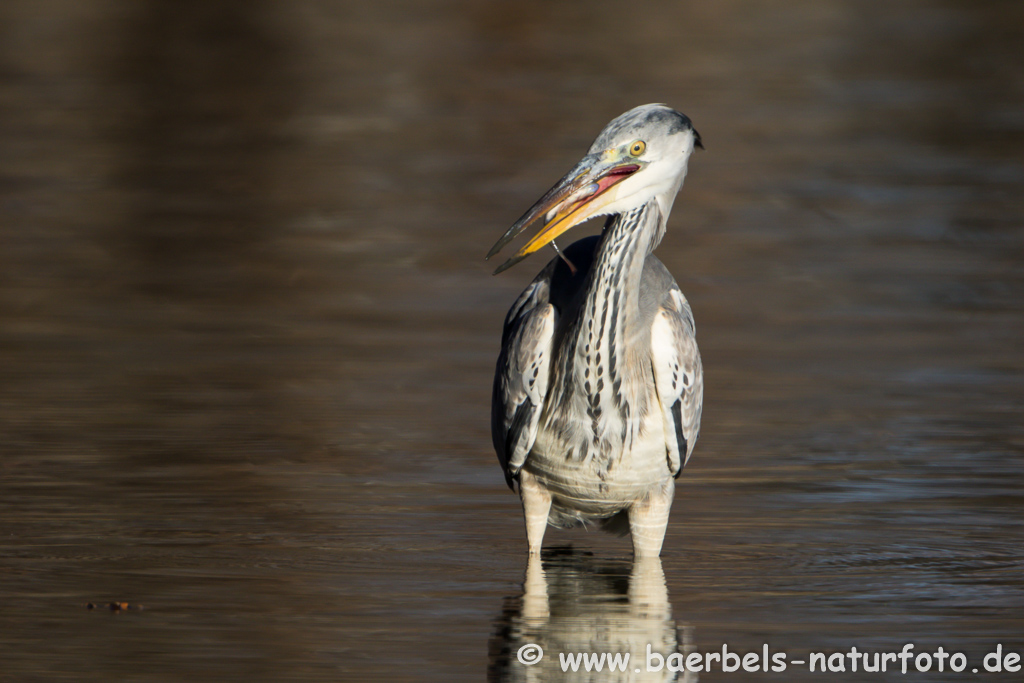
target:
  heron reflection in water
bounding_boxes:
[488,550,697,682]
[489,105,705,556]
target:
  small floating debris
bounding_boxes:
[87,602,143,612]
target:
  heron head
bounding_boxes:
[487,104,701,274]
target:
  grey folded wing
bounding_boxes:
[491,277,556,490]
[650,286,704,476]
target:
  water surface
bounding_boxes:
[1,1,1022,681]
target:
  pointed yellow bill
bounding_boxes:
[489,161,642,274]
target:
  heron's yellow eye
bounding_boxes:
[629,140,646,157]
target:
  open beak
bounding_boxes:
[486,154,644,274]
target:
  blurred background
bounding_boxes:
[1,0,1022,681]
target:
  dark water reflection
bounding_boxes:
[489,551,696,682]
[1,0,1023,681]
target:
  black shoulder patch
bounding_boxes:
[671,399,688,478]
[504,399,535,487]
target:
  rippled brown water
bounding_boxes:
[2,1,1022,681]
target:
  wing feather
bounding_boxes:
[650,287,703,477]
[491,277,556,489]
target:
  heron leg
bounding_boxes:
[519,470,552,555]
[628,480,675,557]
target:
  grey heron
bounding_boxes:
[488,104,704,557]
